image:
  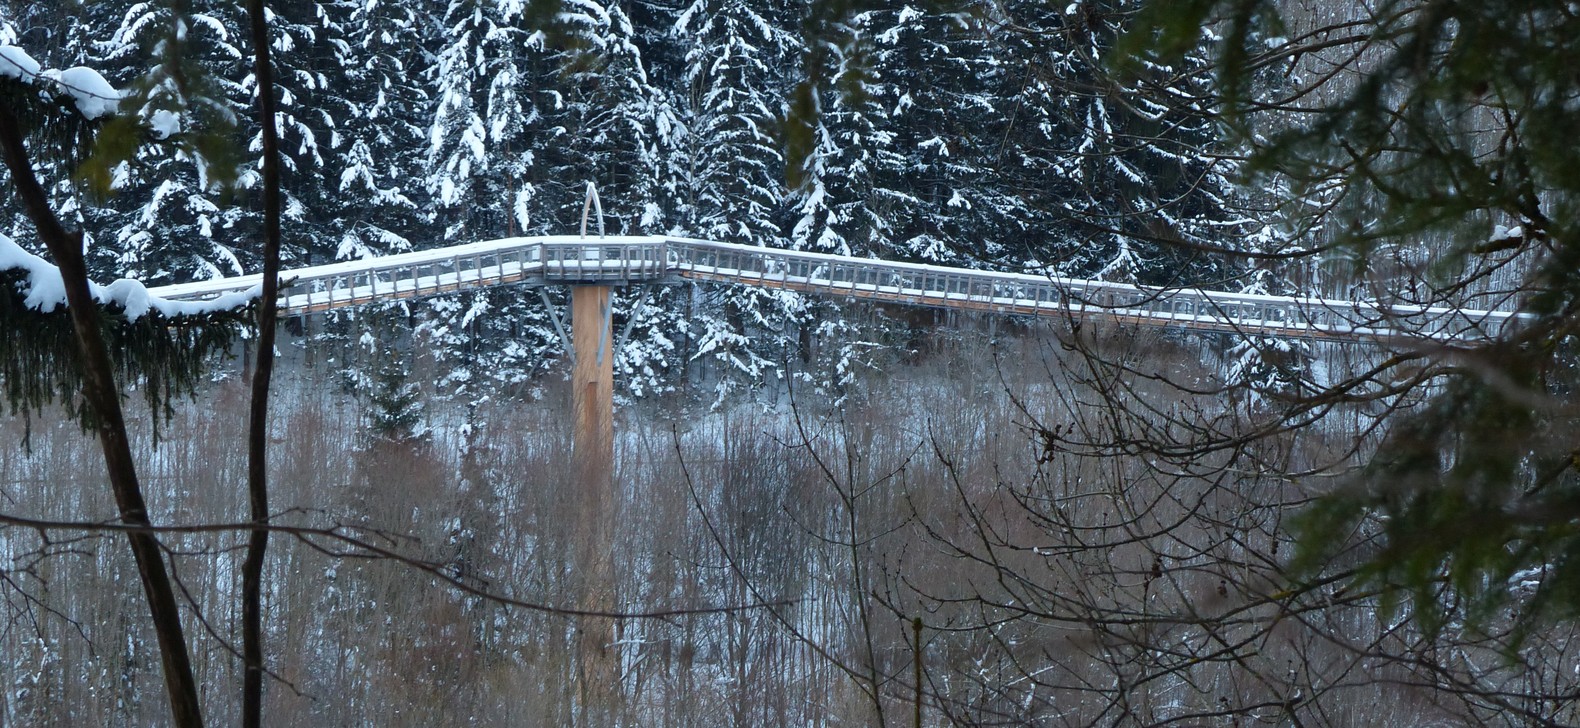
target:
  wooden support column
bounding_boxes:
[570,284,619,719]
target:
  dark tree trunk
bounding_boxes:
[0,108,205,728]
[241,0,284,726]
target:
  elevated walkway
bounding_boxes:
[148,236,1523,342]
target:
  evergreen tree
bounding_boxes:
[247,0,354,267]
[619,0,693,232]
[0,1,262,287]
[777,22,895,394]
[323,0,434,262]
[995,0,1251,285]
[420,0,562,399]
[564,1,663,235]
[846,2,1016,266]
[0,1,92,260]
[676,0,790,247]
[557,1,685,394]
[358,319,427,442]
[786,28,881,259]
[85,0,251,285]
[427,0,547,242]
[676,0,800,387]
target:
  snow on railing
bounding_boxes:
[138,235,1525,342]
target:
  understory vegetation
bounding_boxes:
[4,318,1575,727]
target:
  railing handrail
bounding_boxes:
[658,236,1524,327]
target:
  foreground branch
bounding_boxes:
[0,510,791,620]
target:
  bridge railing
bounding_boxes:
[277,238,551,314]
[150,237,558,314]
[144,234,1526,342]
[662,237,1524,341]
[537,240,671,283]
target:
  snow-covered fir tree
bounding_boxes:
[851,2,1021,267]
[426,0,548,241]
[994,0,1252,285]
[675,0,791,248]
[0,1,101,261]
[555,1,683,395]
[0,1,251,285]
[418,0,560,399]
[675,0,802,388]
[244,1,361,268]
[322,0,434,262]
[96,1,252,284]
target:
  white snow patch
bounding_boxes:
[0,234,68,312]
[1,45,123,119]
[146,109,182,139]
[1489,224,1524,244]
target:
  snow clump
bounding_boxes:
[1,44,124,119]
[0,233,259,320]
[0,44,41,81]
[48,66,123,119]
[146,109,182,139]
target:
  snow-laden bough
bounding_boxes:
[0,233,259,320]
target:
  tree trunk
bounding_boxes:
[0,108,205,728]
[241,0,284,725]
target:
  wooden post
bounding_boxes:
[570,284,619,719]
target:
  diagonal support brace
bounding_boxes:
[614,284,654,356]
[539,287,574,362]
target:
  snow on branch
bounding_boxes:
[0,43,124,119]
[0,233,259,320]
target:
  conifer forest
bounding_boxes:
[4,1,1580,726]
